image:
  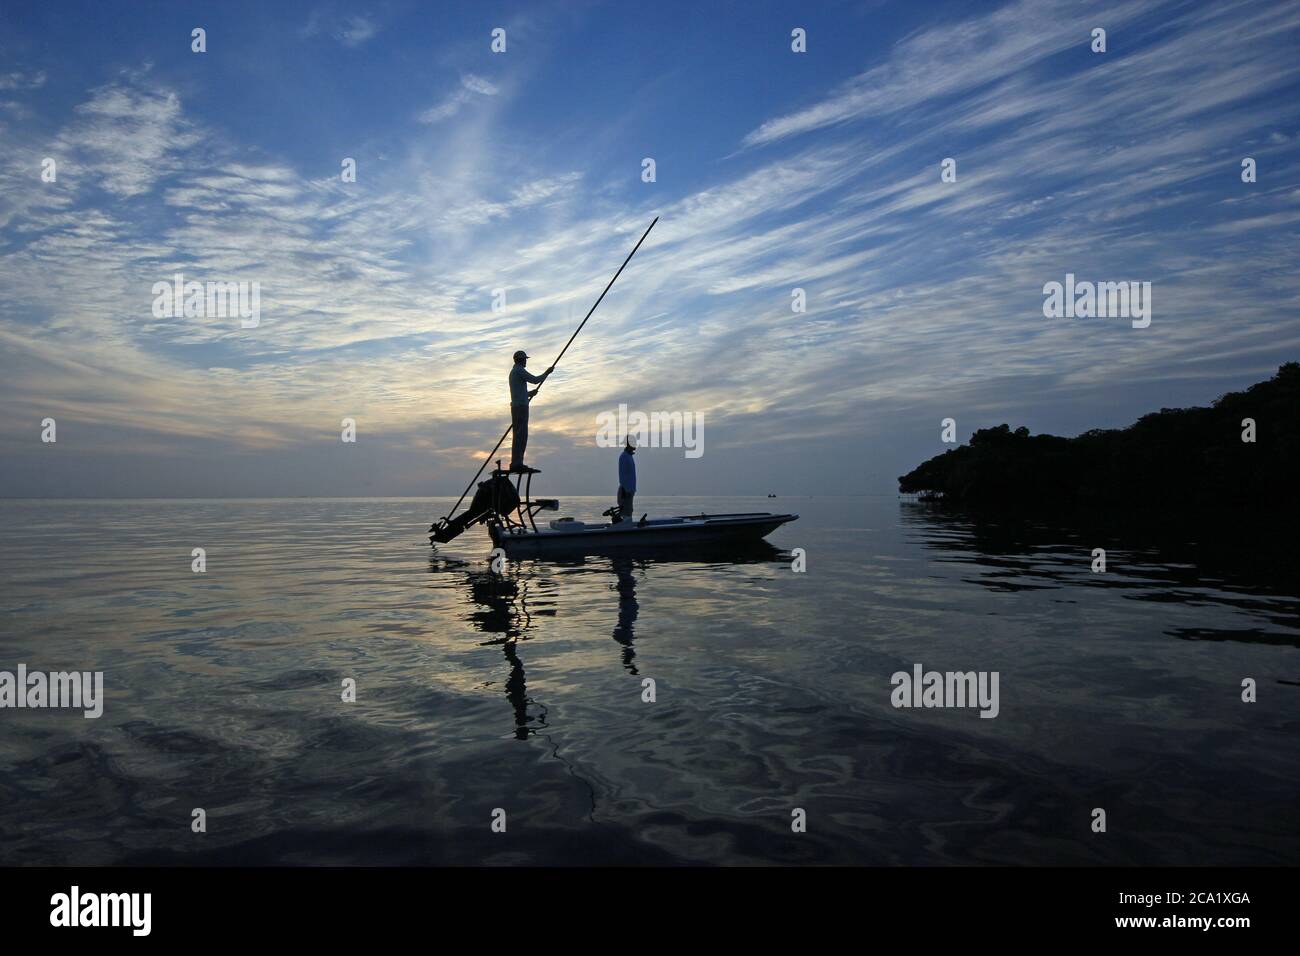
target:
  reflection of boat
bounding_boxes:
[440,539,789,737]
[447,559,537,738]
[431,467,796,557]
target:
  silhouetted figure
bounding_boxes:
[509,350,552,472]
[617,435,637,521]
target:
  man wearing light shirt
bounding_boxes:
[508,349,553,472]
[618,435,637,521]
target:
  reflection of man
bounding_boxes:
[508,350,553,472]
[617,435,637,521]
[464,569,531,739]
[611,558,640,674]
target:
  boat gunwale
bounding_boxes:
[490,512,797,545]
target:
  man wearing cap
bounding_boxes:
[509,350,553,471]
[617,435,637,521]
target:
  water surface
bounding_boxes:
[0,496,1296,865]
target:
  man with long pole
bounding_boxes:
[431,216,659,540]
[508,350,552,472]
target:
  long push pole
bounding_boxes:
[436,216,659,526]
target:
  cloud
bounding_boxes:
[742,0,1151,148]
[0,99,33,120]
[0,70,46,91]
[418,73,499,123]
[459,74,498,96]
[338,16,378,46]
[52,78,199,197]
[300,10,380,47]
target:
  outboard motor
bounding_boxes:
[429,474,520,543]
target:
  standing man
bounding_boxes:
[509,350,552,472]
[618,435,637,521]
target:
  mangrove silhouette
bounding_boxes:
[898,363,1298,508]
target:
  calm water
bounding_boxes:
[0,496,1296,866]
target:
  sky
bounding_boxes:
[1,0,1298,499]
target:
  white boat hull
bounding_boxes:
[488,512,797,555]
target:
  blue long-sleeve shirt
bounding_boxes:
[619,449,636,493]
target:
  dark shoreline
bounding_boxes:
[898,363,1298,510]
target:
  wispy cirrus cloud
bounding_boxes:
[418,74,500,124]
[52,76,200,198]
[742,0,1153,149]
[300,9,380,47]
[0,70,47,91]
